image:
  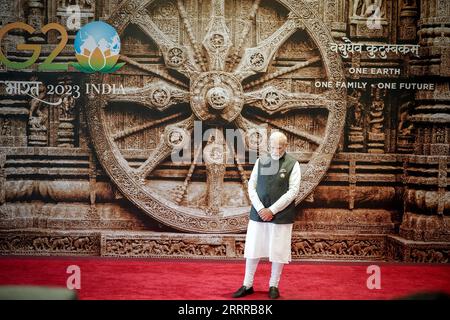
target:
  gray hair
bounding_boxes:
[269,131,287,144]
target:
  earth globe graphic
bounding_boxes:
[73,21,122,73]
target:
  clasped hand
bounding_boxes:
[258,208,274,221]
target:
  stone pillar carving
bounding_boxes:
[398,0,419,42]
[27,0,45,43]
[0,0,25,25]
[325,0,348,39]
[410,0,450,155]
[367,87,386,153]
[0,152,5,205]
[28,80,48,147]
[400,0,450,241]
[57,95,76,147]
[396,96,415,154]
[0,91,28,147]
[347,89,365,152]
[56,77,77,148]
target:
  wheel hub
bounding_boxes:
[190,71,243,123]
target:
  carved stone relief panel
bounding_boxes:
[87,0,347,233]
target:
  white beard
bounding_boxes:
[270,152,284,160]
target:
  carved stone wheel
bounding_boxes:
[86,0,346,233]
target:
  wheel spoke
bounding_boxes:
[244,86,331,115]
[243,56,321,90]
[120,55,188,89]
[136,114,196,180]
[227,0,261,71]
[130,10,200,77]
[106,81,190,112]
[202,0,233,71]
[176,0,207,72]
[233,114,269,153]
[249,113,324,145]
[233,13,304,80]
[112,112,186,141]
[172,145,203,204]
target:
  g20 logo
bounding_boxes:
[72,21,125,73]
[0,22,69,71]
[0,21,124,73]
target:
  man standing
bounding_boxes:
[232,131,301,299]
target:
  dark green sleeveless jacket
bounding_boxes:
[249,152,298,224]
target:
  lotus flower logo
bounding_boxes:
[72,21,125,73]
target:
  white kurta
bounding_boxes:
[244,155,301,264]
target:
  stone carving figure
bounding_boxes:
[348,90,365,151]
[398,102,414,136]
[368,88,385,134]
[59,95,75,120]
[353,0,384,18]
[349,90,363,129]
[28,83,47,130]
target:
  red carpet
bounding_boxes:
[0,257,449,300]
